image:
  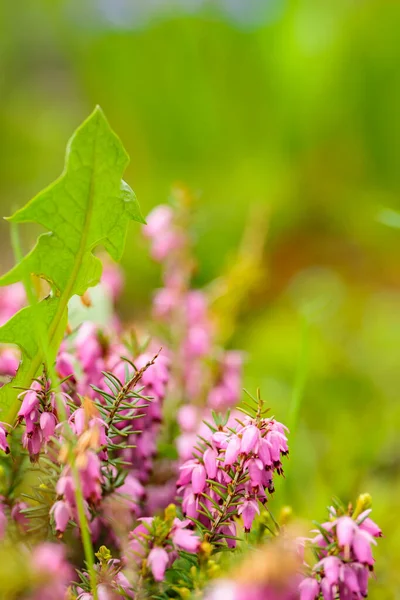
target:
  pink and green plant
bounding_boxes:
[0,109,382,600]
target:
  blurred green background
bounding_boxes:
[0,0,399,596]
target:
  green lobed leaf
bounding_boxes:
[0,106,144,422]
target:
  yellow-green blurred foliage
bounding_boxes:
[0,1,399,597]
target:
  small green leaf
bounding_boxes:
[0,106,144,422]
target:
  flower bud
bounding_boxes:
[353,493,372,519]
[147,547,169,581]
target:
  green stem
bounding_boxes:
[208,455,246,542]
[106,350,160,428]
[71,463,98,600]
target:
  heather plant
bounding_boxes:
[0,109,382,599]
[299,495,382,600]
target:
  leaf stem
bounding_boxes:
[106,350,161,429]
[208,455,246,543]
[71,462,98,600]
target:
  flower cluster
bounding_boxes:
[178,400,289,544]
[75,547,134,600]
[300,498,382,600]
[143,204,185,263]
[0,201,384,600]
[144,196,243,474]
[120,350,170,485]
[127,504,200,582]
[51,418,105,535]
[50,348,168,538]
[17,377,69,461]
[145,202,213,399]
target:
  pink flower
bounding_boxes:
[71,408,86,436]
[56,475,75,505]
[182,491,199,520]
[240,425,259,454]
[258,438,272,467]
[207,386,227,410]
[212,431,229,450]
[28,428,43,456]
[0,424,9,454]
[358,511,382,538]
[129,519,154,560]
[304,502,381,600]
[172,524,200,552]
[177,405,199,432]
[101,262,124,301]
[117,473,144,510]
[299,577,319,600]
[18,384,40,419]
[320,578,333,600]
[266,430,285,462]
[340,564,360,594]
[80,451,103,504]
[0,283,25,326]
[11,502,29,532]
[152,287,180,319]
[97,584,116,600]
[238,499,260,532]
[144,205,173,238]
[75,322,102,371]
[0,348,19,377]
[185,325,211,357]
[352,529,376,565]
[320,556,341,584]
[40,412,56,440]
[179,412,289,546]
[247,458,263,487]
[147,547,169,581]
[220,523,237,549]
[206,351,243,410]
[185,291,208,324]
[204,447,218,479]
[56,352,75,380]
[151,231,184,261]
[51,500,70,534]
[115,570,133,597]
[31,542,72,599]
[176,432,198,462]
[224,435,241,466]
[352,563,369,596]
[336,516,355,547]
[192,464,206,494]
[143,205,184,261]
[32,542,69,574]
[177,459,199,486]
